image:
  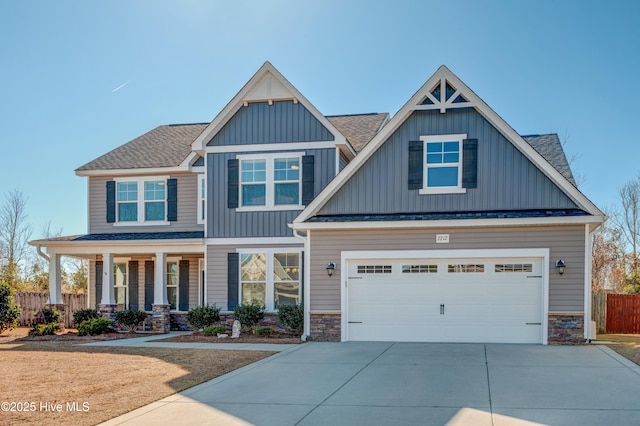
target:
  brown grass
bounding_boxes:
[0,327,275,425]
[599,334,640,365]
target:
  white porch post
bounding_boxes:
[154,252,167,305]
[48,253,62,305]
[101,253,114,305]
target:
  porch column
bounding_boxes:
[154,252,167,305]
[48,253,62,305]
[101,253,114,305]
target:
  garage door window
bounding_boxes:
[402,264,438,273]
[448,264,484,273]
[495,263,533,273]
[357,265,392,274]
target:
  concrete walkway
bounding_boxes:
[79,332,299,352]
[101,342,640,426]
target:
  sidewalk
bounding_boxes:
[79,332,300,352]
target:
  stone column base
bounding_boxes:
[548,313,584,344]
[98,304,117,321]
[151,304,171,333]
[47,303,66,330]
[309,312,341,342]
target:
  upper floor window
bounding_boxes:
[238,153,302,210]
[420,134,466,194]
[113,176,170,225]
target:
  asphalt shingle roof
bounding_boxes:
[522,134,576,186]
[327,113,389,152]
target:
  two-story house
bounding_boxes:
[31,62,603,343]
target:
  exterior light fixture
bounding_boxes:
[326,262,336,277]
[556,259,566,275]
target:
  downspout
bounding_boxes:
[293,229,309,341]
[36,245,50,262]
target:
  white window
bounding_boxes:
[238,153,303,211]
[420,134,466,194]
[197,175,206,225]
[114,176,169,225]
[114,262,128,309]
[167,261,178,310]
[239,249,301,311]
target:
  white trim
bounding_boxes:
[421,134,466,193]
[419,188,466,195]
[205,141,338,154]
[205,237,301,246]
[76,167,189,177]
[339,248,550,344]
[197,174,206,225]
[191,62,351,155]
[294,65,604,225]
[292,215,605,231]
[585,223,595,341]
[36,241,205,256]
[112,176,170,225]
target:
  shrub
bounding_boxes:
[115,309,147,333]
[256,326,273,336]
[38,306,62,324]
[186,305,221,330]
[234,301,265,334]
[77,318,113,336]
[0,282,20,334]
[29,322,60,336]
[73,308,100,326]
[203,325,225,336]
[277,304,304,334]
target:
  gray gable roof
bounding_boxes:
[76,123,208,171]
[76,113,389,172]
[327,113,389,153]
[522,134,576,186]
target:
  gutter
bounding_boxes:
[36,244,50,262]
[293,229,309,342]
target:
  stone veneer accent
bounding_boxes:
[548,313,584,344]
[98,304,117,320]
[151,304,171,333]
[309,312,341,342]
[169,312,288,332]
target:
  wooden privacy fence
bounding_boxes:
[14,292,87,328]
[606,293,640,334]
[591,292,607,334]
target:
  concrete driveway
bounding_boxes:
[103,342,640,426]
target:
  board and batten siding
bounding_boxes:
[206,243,303,311]
[309,226,586,312]
[88,173,203,234]
[207,101,334,146]
[207,148,336,238]
[318,109,578,216]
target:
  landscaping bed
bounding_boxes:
[158,331,303,344]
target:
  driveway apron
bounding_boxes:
[102,342,640,426]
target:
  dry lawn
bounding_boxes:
[599,333,640,365]
[0,327,275,426]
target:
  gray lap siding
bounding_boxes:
[308,225,586,313]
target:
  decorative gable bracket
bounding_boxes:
[417,77,474,113]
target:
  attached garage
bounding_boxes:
[342,250,549,344]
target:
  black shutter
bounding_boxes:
[179,260,190,311]
[106,181,116,223]
[462,139,478,189]
[408,141,423,190]
[167,178,178,221]
[301,155,315,205]
[227,253,239,310]
[95,261,103,309]
[129,261,139,310]
[144,261,154,311]
[228,159,239,208]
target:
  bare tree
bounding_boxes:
[0,190,32,287]
[613,178,640,276]
[592,222,626,293]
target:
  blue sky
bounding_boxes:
[1,0,638,237]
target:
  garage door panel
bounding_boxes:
[347,257,543,344]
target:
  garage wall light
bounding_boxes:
[555,259,566,275]
[326,262,336,277]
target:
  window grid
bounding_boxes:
[357,265,392,274]
[448,264,485,273]
[402,264,438,273]
[166,262,178,310]
[495,264,533,273]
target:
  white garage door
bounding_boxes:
[346,257,543,343]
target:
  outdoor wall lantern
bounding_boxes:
[555,259,566,275]
[326,262,336,277]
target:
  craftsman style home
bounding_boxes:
[30,62,603,343]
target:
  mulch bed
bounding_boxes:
[0,327,149,343]
[158,332,304,344]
